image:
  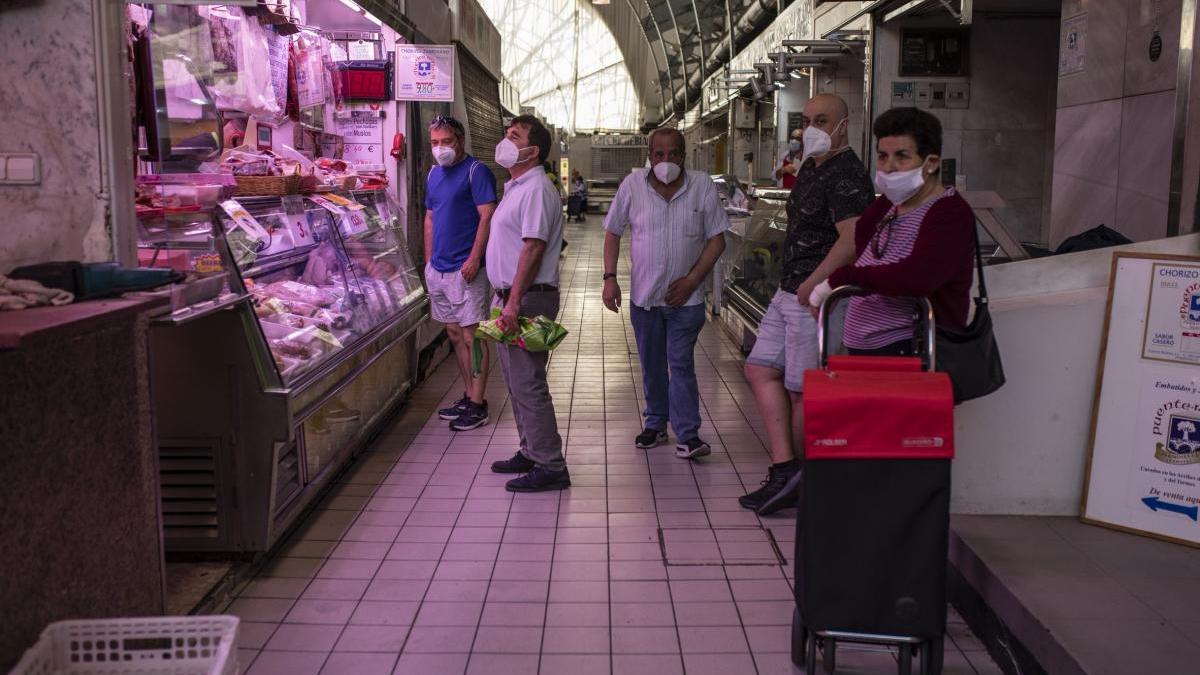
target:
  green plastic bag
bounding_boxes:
[471,308,569,376]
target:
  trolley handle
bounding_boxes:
[817,285,936,372]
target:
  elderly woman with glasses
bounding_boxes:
[809,107,977,356]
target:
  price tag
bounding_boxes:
[340,209,370,236]
[281,195,313,246]
[219,199,270,241]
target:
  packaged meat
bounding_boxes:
[272,338,314,359]
[263,280,337,307]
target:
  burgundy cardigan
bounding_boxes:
[827,192,976,330]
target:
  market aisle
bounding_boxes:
[225,218,1000,675]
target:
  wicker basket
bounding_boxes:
[234,174,301,197]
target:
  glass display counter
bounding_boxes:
[715,192,792,345]
[143,189,427,553]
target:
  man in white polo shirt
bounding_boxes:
[486,115,569,493]
[602,127,729,460]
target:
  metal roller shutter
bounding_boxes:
[458,47,504,197]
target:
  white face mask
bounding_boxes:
[432,146,457,167]
[801,119,845,164]
[495,137,532,169]
[876,159,932,205]
[652,161,682,184]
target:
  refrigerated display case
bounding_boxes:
[147,189,426,553]
[712,192,789,353]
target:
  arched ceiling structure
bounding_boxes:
[481,0,790,131]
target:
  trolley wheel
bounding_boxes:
[791,609,809,667]
[920,637,944,675]
[806,634,819,675]
[898,643,913,675]
[823,637,837,674]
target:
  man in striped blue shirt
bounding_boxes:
[602,128,729,461]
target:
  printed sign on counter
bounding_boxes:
[1083,253,1200,548]
[395,45,455,101]
[282,195,314,247]
[310,195,369,237]
[1141,262,1200,365]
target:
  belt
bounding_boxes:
[495,284,557,301]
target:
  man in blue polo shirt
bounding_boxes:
[425,115,498,431]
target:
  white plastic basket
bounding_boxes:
[11,615,239,675]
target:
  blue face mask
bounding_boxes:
[788,139,802,153]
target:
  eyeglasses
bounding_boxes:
[871,210,899,258]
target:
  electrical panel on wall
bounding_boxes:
[734,100,757,129]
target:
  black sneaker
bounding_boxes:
[635,428,668,449]
[506,466,571,493]
[739,462,802,514]
[675,437,711,460]
[449,401,489,431]
[491,451,536,474]
[438,394,470,421]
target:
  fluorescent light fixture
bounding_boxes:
[592,0,611,4]
[337,0,362,12]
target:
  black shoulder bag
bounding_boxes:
[935,228,1006,404]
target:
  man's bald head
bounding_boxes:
[802,94,850,155]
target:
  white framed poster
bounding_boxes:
[333,104,385,166]
[395,45,455,101]
[1082,253,1200,548]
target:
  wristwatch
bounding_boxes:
[603,272,617,281]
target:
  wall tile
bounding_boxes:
[1049,172,1118,245]
[1117,89,1176,200]
[1052,99,1123,186]
[1057,0,1130,108]
[1123,3,1180,97]
[1115,187,1169,241]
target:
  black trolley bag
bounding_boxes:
[566,194,585,218]
[791,287,954,675]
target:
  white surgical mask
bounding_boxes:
[432,146,457,167]
[788,139,802,153]
[800,119,845,164]
[652,161,682,184]
[495,138,531,169]
[875,159,931,205]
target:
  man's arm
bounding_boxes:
[795,216,859,307]
[461,202,495,282]
[602,230,622,312]
[423,209,434,264]
[665,234,726,307]
[498,237,548,332]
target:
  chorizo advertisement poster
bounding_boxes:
[1084,255,1200,547]
[395,45,455,101]
[1142,262,1200,365]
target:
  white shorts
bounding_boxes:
[425,263,491,326]
[746,289,844,392]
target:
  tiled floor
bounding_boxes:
[225,220,1002,674]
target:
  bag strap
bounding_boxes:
[972,221,989,303]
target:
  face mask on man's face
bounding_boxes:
[495,138,534,168]
[800,118,846,164]
[652,161,682,184]
[432,146,457,167]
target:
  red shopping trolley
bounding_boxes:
[791,286,955,675]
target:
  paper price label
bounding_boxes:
[219,199,270,241]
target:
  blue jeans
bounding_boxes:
[630,303,707,442]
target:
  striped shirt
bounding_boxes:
[842,188,956,350]
[604,169,731,308]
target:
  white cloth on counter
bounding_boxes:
[0,275,74,311]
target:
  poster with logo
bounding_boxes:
[395,45,455,101]
[1083,253,1200,547]
[1141,262,1200,365]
